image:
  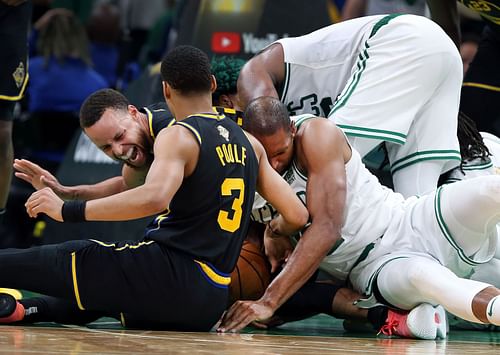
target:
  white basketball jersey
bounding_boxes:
[275,15,385,117]
[272,14,462,182]
[251,114,406,280]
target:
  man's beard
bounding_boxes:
[125,131,154,169]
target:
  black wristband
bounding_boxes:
[0,208,5,225]
[62,200,87,223]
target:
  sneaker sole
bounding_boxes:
[407,303,447,340]
[434,305,448,339]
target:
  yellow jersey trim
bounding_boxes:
[462,82,500,92]
[71,252,85,310]
[214,106,244,126]
[217,107,235,115]
[115,240,155,251]
[89,239,116,247]
[0,288,22,300]
[194,260,231,286]
[148,210,171,233]
[146,107,175,140]
[176,121,202,144]
[89,239,155,251]
[146,107,155,139]
[0,73,29,101]
[120,312,126,327]
[189,113,223,121]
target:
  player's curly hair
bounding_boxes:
[161,45,212,95]
[211,56,246,104]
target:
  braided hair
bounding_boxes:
[437,111,491,185]
[457,110,490,165]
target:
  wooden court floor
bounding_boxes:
[0,315,499,354]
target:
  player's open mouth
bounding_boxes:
[128,147,139,163]
[119,147,139,164]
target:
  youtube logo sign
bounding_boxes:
[211,32,241,54]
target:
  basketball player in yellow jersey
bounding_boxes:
[13,89,245,202]
[0,46,308,330]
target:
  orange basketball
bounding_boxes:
[229,240,271,305]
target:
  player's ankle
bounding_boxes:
[367,305,388,330]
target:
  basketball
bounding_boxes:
[229,240,272,305]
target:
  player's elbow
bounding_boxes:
[147,198,169,215]
[142,188,170,215]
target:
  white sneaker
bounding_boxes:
[379,303,448,340]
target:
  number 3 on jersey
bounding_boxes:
[217,178,245,232]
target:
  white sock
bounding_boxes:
[486,295,500,325]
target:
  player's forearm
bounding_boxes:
[259,222,340,311]
[84,183,168,221]
[268,212,308,238]
[69,176,129,201]
[237,58,280,108]
[238,81,278,109]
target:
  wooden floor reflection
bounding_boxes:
[0,325,499,354]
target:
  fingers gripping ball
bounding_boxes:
[229,241,272,305]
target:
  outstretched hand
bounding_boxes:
[25,187,64,222]
[14,159,71,199]
[217,299,275,333]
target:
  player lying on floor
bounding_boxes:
[218,97,500,340]
[243,110,500,335]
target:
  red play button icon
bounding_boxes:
[211,32,241,53]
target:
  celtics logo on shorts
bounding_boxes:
[12,62,26,89]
